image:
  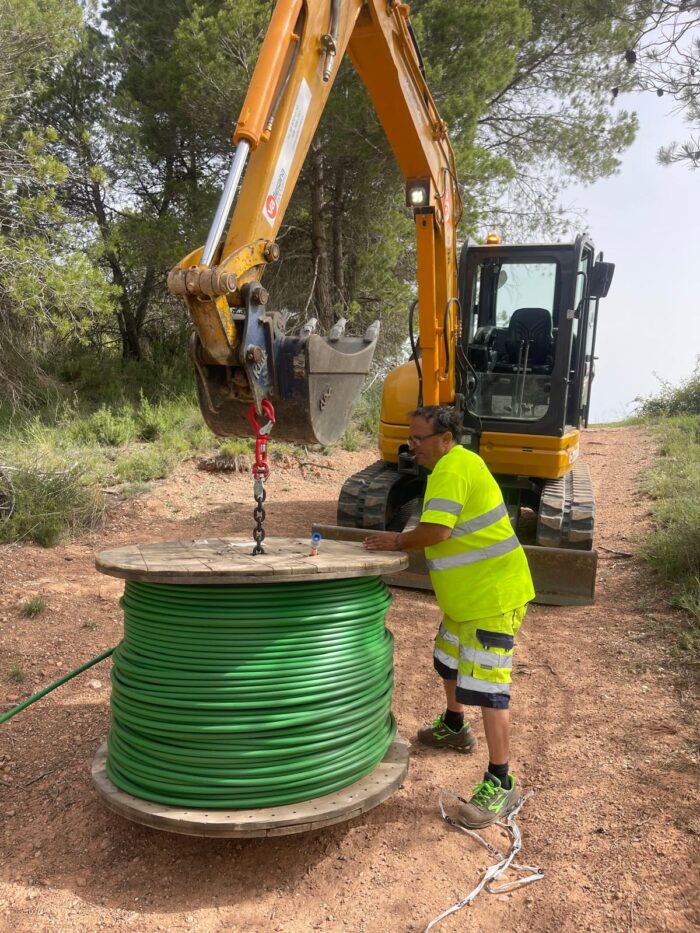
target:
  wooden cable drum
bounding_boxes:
[92,536,409,837]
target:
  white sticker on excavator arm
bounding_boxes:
[262,79,312,226]
[442,182,453,249]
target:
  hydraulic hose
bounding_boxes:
[408,298,423,406]
[106,576,396,808]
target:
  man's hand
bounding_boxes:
[363,522,451,552]
[363,532,402,551]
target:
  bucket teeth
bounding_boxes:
[363,320,380,344]
[328,318,347,341]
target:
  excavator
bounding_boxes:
[167,0,614,605]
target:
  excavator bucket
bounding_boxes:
[191,318,380,447]
[311,524,598,607]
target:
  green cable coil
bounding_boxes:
[106,576,396,808]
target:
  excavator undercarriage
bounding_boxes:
[535,462,595,550]
[324,457,598,606]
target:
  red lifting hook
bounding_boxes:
[247,400,276,480]
[247,399,276,435]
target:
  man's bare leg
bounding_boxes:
[444,679,464,713]
[458,705,519,827]
[481,706,509,765]
[442,686,509,761]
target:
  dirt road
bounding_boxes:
[0,427,697,932]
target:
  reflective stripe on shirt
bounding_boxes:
[450,502,508,539]
[423,497,462,516]
[427,534,520,571]
[437,623,459,646]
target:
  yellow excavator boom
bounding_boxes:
[168,0,461,443]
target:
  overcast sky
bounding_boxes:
[562,92,699,423]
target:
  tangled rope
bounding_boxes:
[424,790,544,930]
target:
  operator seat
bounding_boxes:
[495,306,553,373]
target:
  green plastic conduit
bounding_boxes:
[0,648,115,725]
[106,576,396,808]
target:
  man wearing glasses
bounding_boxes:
[364,405,534,829]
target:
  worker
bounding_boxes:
[363,405,535,829]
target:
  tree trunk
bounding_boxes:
[88,177,144,359]
[331,165,346,298]
[118,308,143,360]
[309,143,332,329]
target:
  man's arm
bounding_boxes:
[363,522,451,552]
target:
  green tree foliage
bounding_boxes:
[465,0,641,237]
[0,0,80,114]
[411,0,530,231]
[35,3,205,361]
[170,1,415,354]
[627,1,700,170]
[170,0,530,356]
[2,0,651,405]
[0,0,115,406]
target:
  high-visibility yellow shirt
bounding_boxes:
[422,445,535,621]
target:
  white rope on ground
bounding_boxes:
[423,790,544,932]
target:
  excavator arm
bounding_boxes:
[168,0,461,444]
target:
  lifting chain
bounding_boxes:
[247,400,276,555]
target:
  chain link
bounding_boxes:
[252,478,266,555]
[247,401,275,556]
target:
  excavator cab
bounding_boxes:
[333,234,615,605]
[454,236,615,561]
[458,236,615,443]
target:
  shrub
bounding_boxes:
[643,488,700,582]
[19,597,47,618]
[115,446,177,483]
[49,341,194,407]
[68,405,137,447]
[135,394,196,442]
[635,360,700,417]
[0,462,104,547]
[640,415,700,633]
[218,438,254,458]
[135,395,168,441]
[353,378,383,439]
[271,441,304,461]
[186,423,218,453]
[340,426,361,451]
